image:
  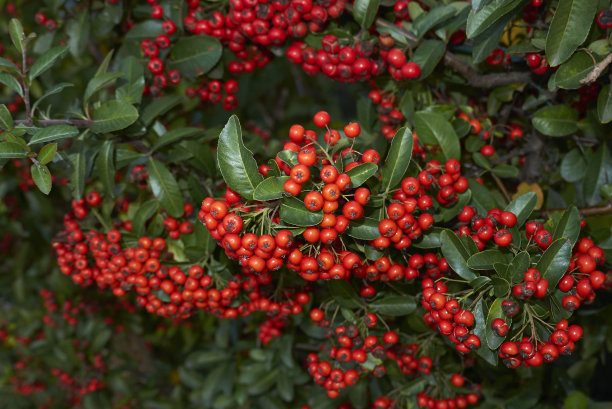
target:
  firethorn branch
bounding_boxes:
[345,4,532,89]
[14,118,94,127]
[538,202,612,217]
[580,52,612,84]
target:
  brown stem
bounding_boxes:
[538,202,612,217]
[580,52,612,85]
[14,119,94,127]
[344,4,532,88]
[491,172,511,202]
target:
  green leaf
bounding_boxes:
[0,57,19,73]
[133,200,160,237]
[473,152,491,169]
[554,52,596,89]
[31,83,74,113]
[37,143,57,165]
[116,56,145,105]
[507,251,531,283]
[597,84,612,123]
[0,104,13,130]
[141,95,181,126]
[583,145,612,206]
[485,298,510,350]
[83,72,123,104]
[412,40,446,79]
[28,45,68,81]
[217,115,264,200]
[8,19,25,54]
[492,164,520,178]
[353,0,381,28]
[536,238,572,288]
[147,158,184,218]
[66,11,90,57]
[370,295,416,316]
[472,13,512,63]
[253,176,289,201]
[96,140,116,198]
[91,100,139,133]
[327,280,362,308]
[277,150,299,167]
[0,142,28,158]
[532,104,578,136]
[151,127,203,151]
[347,217,380,240]
[473,299,498,366]
[70,147,86,200]
[440,229,477,280]
[169,36,223,77]
[552,206,581,246]
[564,391,588,409]
[29,125,79,145]
[279,196,323,227]
[465,0,524,39]
[545,0,598,66]
[414,111,460,161]
[504,192,537,227]
[413,227,443,248]
[467,250,507,270]
[31,164,52,194]
[469,179,495,215]
[0,72,23,96]
[413,5,457,38]
[560,148,587,182]
[346,162,377,188]
[248,368,279,395]
[381,127,413,193]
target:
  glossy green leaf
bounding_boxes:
[29,125,79,145]
[472,13,511,63]
[37,143,57,165]
[412,227,443,248]
[470,275,492,290]
[133,200,159,237]
[583,145,612,206]
[492,164,520,178]
[467,249,507,270]
[0,57,19,73]
[253,176,289,201]
[412,40,446,79]
[474,299,498,365]
[545,0,597,66]
[169,36,222,77]
[532,105,578,136]
[91,100,139,133]
[347,217,380,240]
[147,158,184,218]
[413,5,456,38]
[554,52,596,89]
[352,0,381,28]
[469,179,495,215]
[466,0,523,39]
[277,150,299,167]
[440,229,477,280]
[346,162,377,188]
[279,196,323,227]
[553,206,581,245]
[96,140,116,198]
[485,298,510,350]
[66,11,90,57]
[370,295,416,316]
[141,96,181,126]
[0,104,12,130]
[0,72,24,96]
[537,238,572,288]
[327,280,362,308]
[83,72,123,104]
[504,192,537,227]
[0,142,28,158]
[151,127,202,152]
[31,83,74,113]
[8,19,24,54]
[560,148,587,182]
[31,163,52,194]
[507,251,530,283]
[116,56,145,105]
[414,111,460,161]
[381,127,413,193]
[70,147,86,200]
[597,84,612,123]
[217,115,263,200]
[29,45,68,81]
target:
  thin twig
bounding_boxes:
[538,202,612,217]
[580,52,612,84]
[14,119,94,127]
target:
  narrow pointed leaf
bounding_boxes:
[347,217,380,240]
[346,162,378,188]
[381,127,413,192]
[352,0,381,28]
[507,251,530,283]
[8,19,24,54]
[465,0,524,39]
[29,45,69,81]
[0,142,28,158]
[37,143,57,165]
[485,299,510,349]
[473,299,498,365]
[147,158,183,218]
[133,200,160,237]
[151,127,203,151]
[537,238,572,288]
[217,115,263,199]
[141,95,181,126]
[0,104,13,130]
[96,140,116,198]
[370,295,416,316]
[552,206,581,245]
[414,111,460,161]
[0,72,23,96]
[31,83,74,113]
[29,125,79,144]
[91,100,139,133]
[31,164,52,194]
[84,72,123,104]
[504,192,537,227]
[440,229,477,280]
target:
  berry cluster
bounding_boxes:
[456,206,518,249]
[367,87,409,140]
[185,78,240,111]
[421,278,480,354]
